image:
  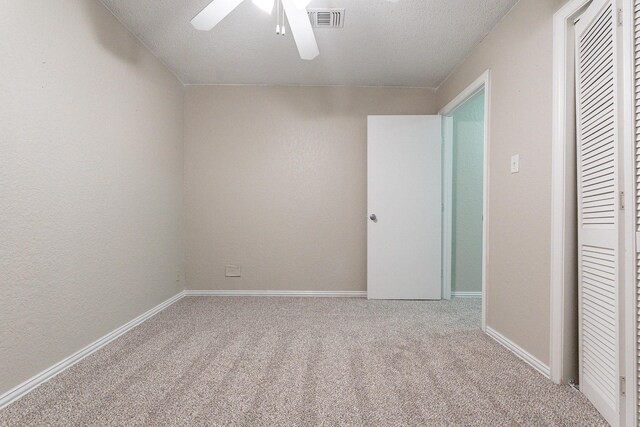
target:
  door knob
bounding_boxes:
[370,214,377,222]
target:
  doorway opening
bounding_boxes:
[439,71,490,332]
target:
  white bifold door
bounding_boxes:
[367,115,442,300]
[634,0,640,422]
[575,0,625,425]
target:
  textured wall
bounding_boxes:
[0,0,184,395]
[184,85,436,292]
[436,0,568,364]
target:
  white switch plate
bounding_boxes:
[225,265,241,277]
[510,154,520,174]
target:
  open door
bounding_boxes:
[575,0,625,424]
[367,115,442,300]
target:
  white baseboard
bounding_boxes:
[0,291,186,410]
[183,289,368,298]
[452,291,482,298]
[486,326,551,379]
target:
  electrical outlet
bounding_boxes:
[225,265,241,277]
[175,271,182,283]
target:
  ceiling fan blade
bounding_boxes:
[281,0,319,60]
[191,0,245,31]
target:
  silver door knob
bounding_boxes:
[370,214,377,222]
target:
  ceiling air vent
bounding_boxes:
[307,9,345,28]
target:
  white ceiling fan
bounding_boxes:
[191,0,399,61]
[191,0,320,60]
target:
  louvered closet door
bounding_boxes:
[634,0,640,421]
[575,0,624,425]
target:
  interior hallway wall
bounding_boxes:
[450,91,485,294]
[184,85,436,292]
[436,0,568,365]
[0,0,184,396]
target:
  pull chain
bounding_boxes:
[275,0,285,36]
[281,0,286,36]
[275,0,280,35]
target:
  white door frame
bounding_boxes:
[551,0,636,424]
[438,70,491,332]
[550,0,592,388]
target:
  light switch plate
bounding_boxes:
[510,154,520,174]
[225,265,241,277]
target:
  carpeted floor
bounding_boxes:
[0,297,606,426]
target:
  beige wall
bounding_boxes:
[0,0,184,395]
[436,0,568,365]
[0,0,570,397]
[184,85,436,292]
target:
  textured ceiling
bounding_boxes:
[99,0,518,87]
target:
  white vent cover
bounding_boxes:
[307,9,344,28]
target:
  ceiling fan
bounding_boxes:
[191,0,400,61]
[191,0,320,60]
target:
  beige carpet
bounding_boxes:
[0,297,606,426]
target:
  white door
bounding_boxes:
[367,115,442,300]
[575,0,624,425]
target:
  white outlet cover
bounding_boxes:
[225,265,241,277]
[510,154,520,174]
